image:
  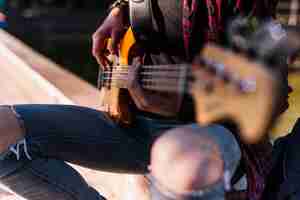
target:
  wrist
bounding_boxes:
[109,0,130,26]
[109,0,129,13]
[128,82,144,95]
[110,7,122,17]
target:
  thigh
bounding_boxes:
[179,124,241,177]
[147,124,240,200]
[0,158,105,200]
[13,104,149,173]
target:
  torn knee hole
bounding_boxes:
[0,106,31,160]
[9,139,32,160]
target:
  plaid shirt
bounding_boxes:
[276,0,299,26]
[182,1,277,199]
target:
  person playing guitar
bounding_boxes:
[0,1,290,200]
[92,0,292,200]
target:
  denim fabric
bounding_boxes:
[149,176,225,200]
[147,124,241,200]
[0,104,240,200]
[264,119,300,200]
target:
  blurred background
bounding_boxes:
[1,0,111,85]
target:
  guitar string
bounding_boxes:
[101,82,187,93]
[108,64,188,69]
[100,69,185,76]
[100,73,186,80]
[100,69,218,89]
[101,77,252,94]
[99,58,254,93]
[100,57,216,81]
[100,63,192,82]
[100,64,190,89]
[100,70,252,93]
[101,75,189,87]
[101,65,188,84]
[101,65,190,93]
[100,70,216,90]
[102,78,186,85]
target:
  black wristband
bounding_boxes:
[109,0,129,11]
[107,0,130,26]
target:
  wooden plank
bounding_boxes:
[0,41,73,105]
[0,29,102,109]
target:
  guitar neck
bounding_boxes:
[100,55,255,95]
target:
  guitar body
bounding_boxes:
[98,28,137,125]
[98,28,290,143]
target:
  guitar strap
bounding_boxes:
[129,0,156,47]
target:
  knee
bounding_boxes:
[0,106,25,153]
[150,126,224,194]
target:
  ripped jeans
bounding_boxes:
[0,105,241,200]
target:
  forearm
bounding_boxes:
[109,0,130,24]
[144,91,183,116]
[109,0,129,10]
[129,88,183,116]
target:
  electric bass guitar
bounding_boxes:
[98,28,283,143]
